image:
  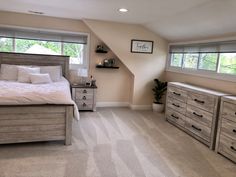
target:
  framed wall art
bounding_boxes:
[131,39,153,54]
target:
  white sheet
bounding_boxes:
[0,77,79,120]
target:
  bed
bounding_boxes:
[0,52,77,145]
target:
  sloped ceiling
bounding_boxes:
[0,0,236,42]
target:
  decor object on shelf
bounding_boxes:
[95,45,108,53]
[96,58,119,69]
[131,39,153,54]
[152,79,167,112]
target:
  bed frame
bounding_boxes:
[0,52,73,145]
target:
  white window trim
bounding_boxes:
[0,24,90,71]
[166,52,236,83]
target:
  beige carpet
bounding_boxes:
[0,108,235,177]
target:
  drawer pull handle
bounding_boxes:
[193,112,203,118]
[83,90,87,93]
[230,146,236,152]
[233,129,236,133]
[83,103,86,107]
[173,92,181,96]
[191,125,201,131]
[171,114,179,119]
[172,103,180,108]
[194,99,205,104]
[83,96,86,100]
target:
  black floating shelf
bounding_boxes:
[95,50,108,53]
[96,65,119,69]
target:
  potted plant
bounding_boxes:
[152,79,167,112]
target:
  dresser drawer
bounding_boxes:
[222,102,236,123]
[185,117,211,142]
[187,92,216,113]
[167,86,187,103]
[218,135,236,162]
[76,100,93,110]
[75,94,94,100]
[186,105,213,128]
[221,119,236,141]
[167,97,186,115]
[166,108,185,127]
[75,88,93,95]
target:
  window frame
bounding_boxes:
[167,46,236,82]
[0,26,90,70]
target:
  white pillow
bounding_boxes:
[30,73,52,84]
[1,64,19,81]
[17,66,40,83]
[40,66,62,82]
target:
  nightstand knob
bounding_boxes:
[83,96,86,100]
[83,90,87,93]
[83,103,86,107]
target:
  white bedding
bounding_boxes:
[0,77,79,120]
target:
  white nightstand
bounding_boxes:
[71,84,97,111]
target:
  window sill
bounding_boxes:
[166,67,236,83]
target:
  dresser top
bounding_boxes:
[168,82,227,96]
[222,95,236,104]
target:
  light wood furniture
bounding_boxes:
[72,84,97,111]
[165,82,226,149]
[0,52,73,145]
[216,96,236,162]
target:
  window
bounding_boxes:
[219,53,236,74]
[183,53,199,69]
[0,28,89,69]
[0,37,13,52]
[168,41,236,81]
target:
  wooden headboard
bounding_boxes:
[0,52,70,80]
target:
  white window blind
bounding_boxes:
[169,41,236,53]
[0,27,87,44]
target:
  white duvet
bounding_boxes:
[0,77,79,120]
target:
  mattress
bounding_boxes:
[0,77,79,120]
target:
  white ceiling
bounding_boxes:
[0,0,236,42]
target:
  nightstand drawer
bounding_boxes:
[186,105,213,128]
[185,117,211,142]
[222,102,236,123]
[76,94,93,100]
[167,97,186,115]
[168,86,187,103]
[76,88,93,95]
[187,92,216,113]
[76,100,93,110]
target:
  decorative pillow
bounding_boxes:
[17,66,40,83]
[30,73,52,84]
[0,64,19,81]
[40,66,62,82]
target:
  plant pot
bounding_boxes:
[152,103,164,112]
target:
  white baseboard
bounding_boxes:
[129,104,152,110]
[96,102,152,110]
[96,102,130,107]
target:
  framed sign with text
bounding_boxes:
[131,39,153,54]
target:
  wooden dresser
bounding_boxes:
[165,82,226,149]
[71,84,97,111]
[215,96,236,162]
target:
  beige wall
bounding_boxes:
[165,71,236,94]
[84,20,168,106]
[0,11,132,104]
